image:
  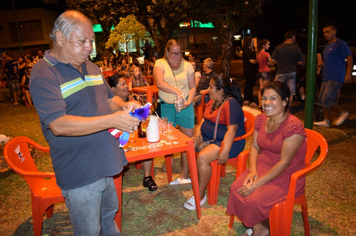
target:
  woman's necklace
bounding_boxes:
[210,95,229,114]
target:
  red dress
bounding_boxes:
[226,113,307,227]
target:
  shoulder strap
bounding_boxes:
[212,97,232,141]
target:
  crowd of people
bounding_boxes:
[242,26,352,129]
[99,45,158,79]
[1,50,44,107]
[3,8,352,236]
[241,30,305,111]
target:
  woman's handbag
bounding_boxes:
[195,138,212,153]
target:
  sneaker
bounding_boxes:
[169,177,191,185]
[245,228,253,236]
[313,119,330,128]
[184,195,207,210]
[333,112,349,126]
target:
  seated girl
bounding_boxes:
[108,75,157,192]
[128,66,150,105]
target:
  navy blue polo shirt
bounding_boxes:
[30,50,127,190]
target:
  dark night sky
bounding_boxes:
[255,0,356,49]
[1,0,355,47]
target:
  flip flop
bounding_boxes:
[9,103,19,107]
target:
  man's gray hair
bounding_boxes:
[204,58,214,69]
[50,10,92,41]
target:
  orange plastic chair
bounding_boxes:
[206,110,255,205]
[143,75,155,86]
[195,91,209,124]
[228,128,328,236]
[103,71,116,82]
[3,136,65,236]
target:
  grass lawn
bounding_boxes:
[0,86,355,235]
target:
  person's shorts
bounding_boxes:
[274,72,296,95]
[161,102,194,129]
[7,79,20,94]
[317,80,343,107]
[258,72,271,80]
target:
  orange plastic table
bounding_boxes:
[131,85,159,105]
[113,127,201,231]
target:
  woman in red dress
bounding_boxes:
[226,81,307,236]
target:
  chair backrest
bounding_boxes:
[233,110,255,142]
[4,136,50,187]
[103,71,116,82]
[304,128,328,166]
[243,110,255,137]
[144,75,155,86]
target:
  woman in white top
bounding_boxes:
[153,39,196,185]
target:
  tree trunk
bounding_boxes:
[219,28,234,77]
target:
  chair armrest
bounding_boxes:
[220,128,253,151]
[17,170,56,178]
[284,145,328,213]
[28,141,50,153]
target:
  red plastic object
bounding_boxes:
[228,129,328,236]
[114,127,201,231]
[195,91,209,124]
[102,71,116,82]
[206,110,255,205]
[3,136,65,236]
[143,75,155,86]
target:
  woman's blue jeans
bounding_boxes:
[61,177,120,236]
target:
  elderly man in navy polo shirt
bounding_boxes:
[30,10,140,235]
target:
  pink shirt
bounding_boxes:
[257,50,271,72]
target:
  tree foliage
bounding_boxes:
[65,0,131,54]
[61,0,264,67]
[105,14,146,53]
[129,0,189,57]
[191,0,265,76]
[64,0,190,57]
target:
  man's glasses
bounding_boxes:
[169,51,181,57]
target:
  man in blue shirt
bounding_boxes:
[314,23,353,127]
[30,10,140,235]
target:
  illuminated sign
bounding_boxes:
[92,24,115,33]
[179,21,214,28]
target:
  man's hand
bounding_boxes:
[111,110,141,132]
